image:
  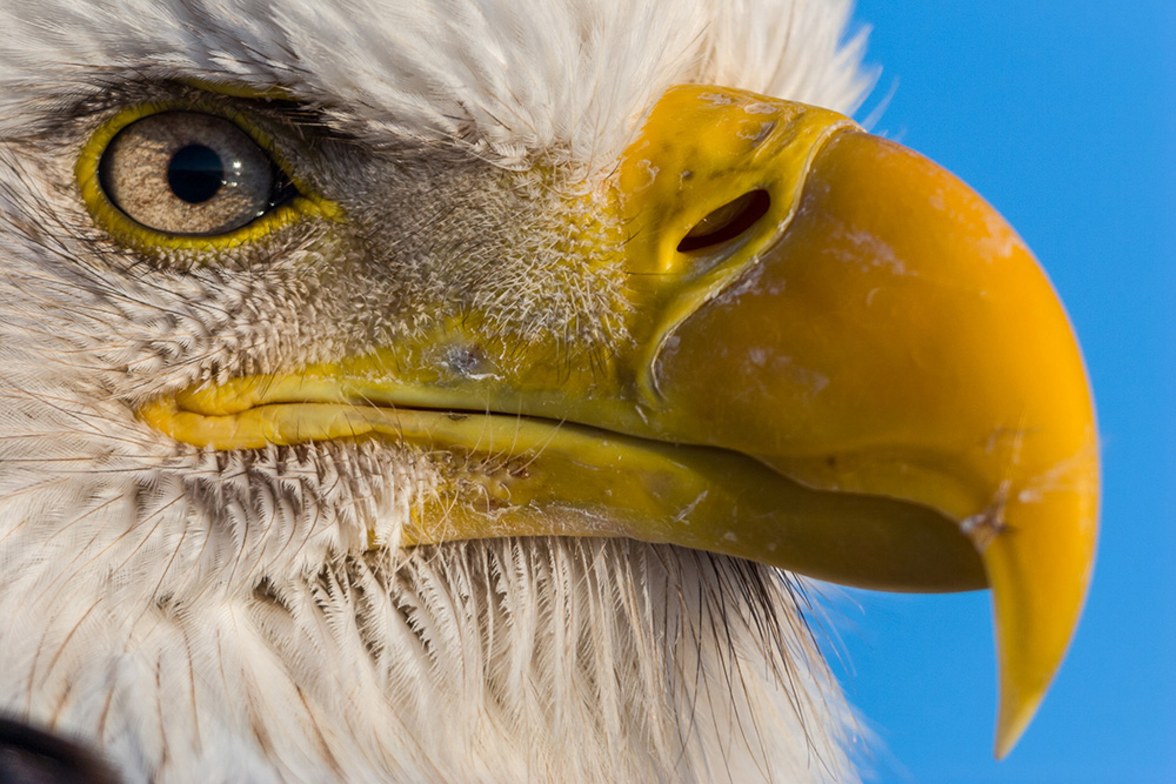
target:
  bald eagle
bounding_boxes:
[0,1,1098,781]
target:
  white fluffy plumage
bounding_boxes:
[0,1,877,781]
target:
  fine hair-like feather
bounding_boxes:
[0,1,876,781]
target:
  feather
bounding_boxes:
[0,1,876,780]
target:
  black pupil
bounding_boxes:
[167,144,224,204]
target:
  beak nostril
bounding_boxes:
[677,189,770,253]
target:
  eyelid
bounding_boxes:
[76,100,343,253]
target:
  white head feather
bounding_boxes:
[0,1,876,781]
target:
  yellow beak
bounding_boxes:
[618,86,1099,756]
[141,85,1099,758]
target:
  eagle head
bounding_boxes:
[0,1,1097,781]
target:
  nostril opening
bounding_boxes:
[677,189,770,253]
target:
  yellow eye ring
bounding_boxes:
[76,101,342,252]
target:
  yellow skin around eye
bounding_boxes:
[76,101,343,252]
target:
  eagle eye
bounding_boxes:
[96,111,297,236]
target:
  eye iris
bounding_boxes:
[167,144,225,204]
[96,110,297,237]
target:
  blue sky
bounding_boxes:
[826,3,1175,782]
